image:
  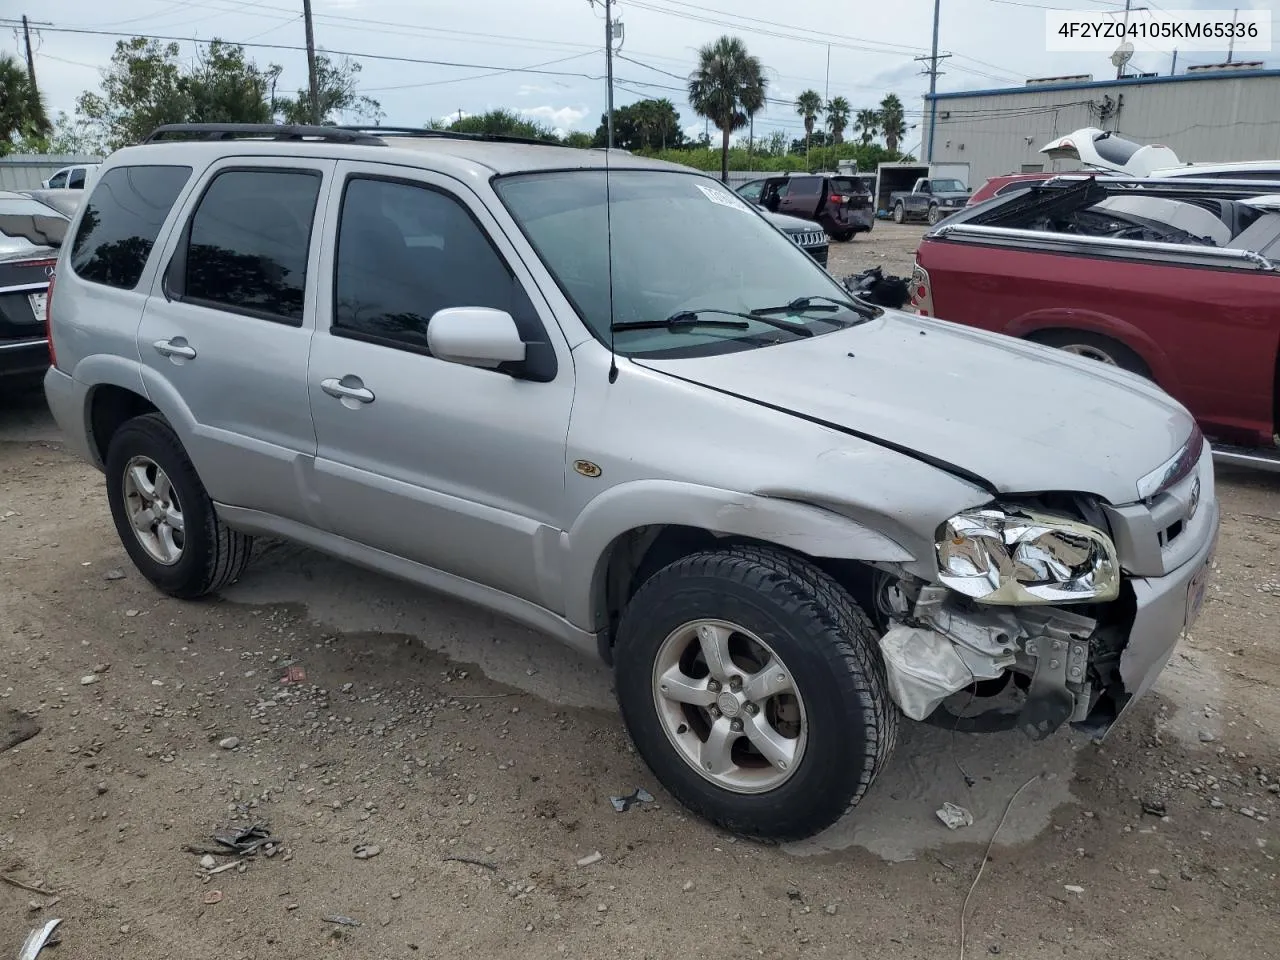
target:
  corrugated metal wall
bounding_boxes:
[925,73,1280,186]
[0,155,102,191]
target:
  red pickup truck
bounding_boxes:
[911,176,1280,470]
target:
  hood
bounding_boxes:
[635,312,1194,506]
[762,211,818,233]
[1040,127,1180,176]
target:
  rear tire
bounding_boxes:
[105,413,253,599]
[1028,330,1153,379]
[832,229,855,242]
[892,203,905,224]
[613,545,898,841]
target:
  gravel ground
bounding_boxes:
[826,221,925,281]
[2,361,1279,960]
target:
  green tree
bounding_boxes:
[687,35,768,183]
[438,108,559,142]
[794,89,823,159]
[594,98,683,151]
[76,37,284,149]
[275,54,381,125]
[878,93,907,156]
[825,96,851,145]
[1,53,50,154]
[11,111,104,156]
[854,108,879,147]
[562,131,594,149]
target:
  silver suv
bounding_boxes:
[44,124,1219,840]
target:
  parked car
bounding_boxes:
[1151,160,1280,182]
[46,123,1218,840]
[0,191,67,384]
[889,177,970,224]
[21,188,84,219]
[911,175,1280,471]
[731,189,830,266]
[41,162,101,191]
[736,173,872,241]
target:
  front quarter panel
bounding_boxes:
[559,344,993,630]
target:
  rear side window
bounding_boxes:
[70,165,192,290]
[789,178,822,197]
[68,168,87,189]
[178,168,322,324]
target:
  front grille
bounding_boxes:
[790,231,826,247]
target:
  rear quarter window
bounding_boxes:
[789,178,822,197]
[70,165,192,290]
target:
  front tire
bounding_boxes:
[614,545,898,840]
[105,413,253,599]
[926,203,942,225]
[892,202,905,224]
[832,229,855,242]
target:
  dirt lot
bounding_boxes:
[826,221,924,280]
[2,367,1279,959]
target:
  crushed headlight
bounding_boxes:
[935,507,1120,605]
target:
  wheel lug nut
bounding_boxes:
[730,719,743,732]
[729,676,742,692]
[709,706,720,718]
[707,680,720,693]
[744,702,758,716]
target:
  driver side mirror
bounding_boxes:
[427,307,526,370]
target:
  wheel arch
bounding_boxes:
[1004,309,1178,389]
[565,480,915,661]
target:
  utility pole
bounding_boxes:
[604,0,616,149]
[915,0,950,162]
[1116,0,1133,79]
[1226,7,1238,63]
[302,0,320,124]
[21,15,37,93]
[1170,48,1178,75]
[824,44,830,104]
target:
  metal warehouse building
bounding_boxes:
[923,64,1280,186]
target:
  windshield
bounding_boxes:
[931,178,966,193]
[495,170,872,357]
[0,197,68,253]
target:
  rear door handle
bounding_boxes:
[153,337,197,360]
[320,377,375,404]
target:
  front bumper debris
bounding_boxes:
[878,498,1219,740]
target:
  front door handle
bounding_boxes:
[320,376,375,404]
[153,337,197,360]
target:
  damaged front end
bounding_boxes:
[874,500,1144,741]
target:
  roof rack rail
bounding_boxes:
[332,125,565,147]
[142,123,386,145]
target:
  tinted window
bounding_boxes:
[737,181,764,202]
[47,170,67,189]
[789,178,822,197]
[1093,133,1140,166]
[68,168,86,189]
[830,177,869,196]
[183,169,321,323]
[70,165,192,289]
[333,177,537,351]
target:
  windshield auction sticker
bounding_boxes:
[1045,9,1270,53]
[695,183,751,212]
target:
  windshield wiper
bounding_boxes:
[752,295,876,321]
[612,308,814,337]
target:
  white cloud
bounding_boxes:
[517,84,552,97]
[520,105,588,136]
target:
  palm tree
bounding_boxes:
[0,54,50,150]
[879,93,908,156]
[795,89,823,159]
[826,96,851,145]
[687,35,768,183]
[854,108,879,147]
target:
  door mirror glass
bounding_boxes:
[427,307,527,370]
